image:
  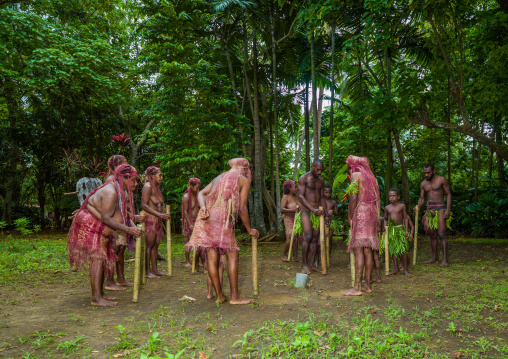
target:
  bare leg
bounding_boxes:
[362,247,373,293]
[438,212,448,267]
[145,232,160,279]
[206,249,227,303]
[105,245,126,291]
[328,229,333,257]
[301,211,313,274]
[151,238,166,276]
[226,250,252,305]
[402,253,411,276]
[389,254,400,275]
[116,246,132,286]
[282,234,291,261]
[343,247,363,296]
[373,250,381,282]
[424,229,439,264]
[91,260,117,307]
[292,238,300,262]
[185,238,192,267]
[309,227,322,273]
[207,261,224,299]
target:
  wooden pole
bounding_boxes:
[413,206,419,266]
[349,229,355,287]
[287,216,297,262]
[252,236,258,296]
[384,225,389,275]
[325,225,330,268]
[166,205,172,277]
[132,223,143,302]
[140,211,146,284]
[191,248,197,274]
[319,206,326,274]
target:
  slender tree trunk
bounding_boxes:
[242,16,254,120]
[317,87,324,141]
[385,132,393,203]
[447,76,452,185]
[475,121,484,202]
[2,89,18,224]
[310,30,319,160]
[494,112,505,182]
[305,80,310,171]
[270,123,274,199]
[393,129,411,209]
[294,124,305,179]
[37,179,46,229]
[251,25,267,235]
[328,20,335,184]
[471,137,476,188]
[271,7,282,232]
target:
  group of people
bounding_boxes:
[280,156,452,296]
[67,152,451,306]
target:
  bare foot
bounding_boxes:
[207,293,214,300]
[362,284,372,293]
[105,283,126,291]
[388,269,400,275]
[302,266,311,275]
[309,266,322,273]
[91,298,118,307]
[146,272,160,279]
[230,297,253,305]
[116,279,133,287]
[281,255,289,262]
[440,261,449,267]
[292,257,300,263]
[216,295,228,305]
[404,269,412,276]
[153,270,167,276]
[185,262,192,268]
[372,277,382,283]
[423,258,438,264]
[103,295,116,300]
[342,288,362,296]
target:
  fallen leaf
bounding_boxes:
[459,263,464,265]
[426,298,432,303]
[494,305,498,311]
[314,330,325,336]
[317,345,330,352]
[481,267,487,270]
[113,354,123,358]
[231,355,243,359]
[199,351,209,359]
[454,351,463,358]
[371,308,378,314]
[54,270,62,274]
[179,295,196,303]
[329,280,335,283]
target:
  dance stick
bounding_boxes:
[252,235,258,296]
[191,248,197,274]
[140,211,146,284]
[384,225,389,275]
[349,229,355,287]
[319,206,326,274]
[413,206,419,266]
[166,205,172,277]
[132,223,143,302]
[287,206,299,262]
[325,225,330,268]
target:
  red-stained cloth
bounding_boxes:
[283,214,303,244]
[145,213,164,244]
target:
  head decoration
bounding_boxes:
[105,155,127,179]
[283,179,296,194]
[345,155,379,205]
[227,158,251,182]
[145,166,163,203]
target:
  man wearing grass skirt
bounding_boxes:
[297,159,327,275]
[415,163,452,267]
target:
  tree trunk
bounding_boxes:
[305,80,310,171]
[271,7,282,232]
[447,76,452,186]
[392,128,411,210]
[293,124,305,179]
[317,87,324,142]
[2,90,18,224]
[494,112,505,182]
[385,132,393,204]
[37,179,46,229]
[270,123,274,199]
[310,30,319,160]
[328,20,335,184]
[471,137,476,188]
[251,25,267,235]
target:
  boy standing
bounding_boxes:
[384,188,411,276]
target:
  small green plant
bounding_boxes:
[447,322,457,333]
[0,221,6,235]
[14,218,33,235]
[140,349,185,359]
[108,325,138,352]
[145,331,161,354]
[57,335,86,354]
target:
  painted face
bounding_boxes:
[424,167,435,181]
[388,191,399,204]
[153,171,163,185]
[324,188,332,198]
[191,183,201,194]
[311,163,324,178]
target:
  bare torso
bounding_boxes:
[87,183,123,223]
[420,176,447,203]
[182,192,199,218]
[385,203,406,226]
[142,183,163,213]
[281,194,300,215]
[325,198,337,216]
[298,172,324,209]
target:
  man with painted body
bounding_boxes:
[415,163,452,267]
[298,159,327,275]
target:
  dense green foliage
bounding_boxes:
[1,0,506,237]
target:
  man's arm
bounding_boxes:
[320,178,327,218]
[402,204,409,236]
[182,193,191,226]
[238,177,259,238]
[141,183,168,219]
[197,181,212,219]
[101,189,141,236]
[416,182,425,212]
[443,177,452,219]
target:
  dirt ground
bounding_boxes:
[1,234,507,358]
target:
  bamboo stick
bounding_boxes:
[140,211,146,284]
[413,206,419,266]
[349,229,355,287]
[166,205,172,277]
[319,206,326,274]
[384,225,389,275]
[287,218,297,262]
[132,223,143,302]
[252,236,258,296]
[325,225,330,268]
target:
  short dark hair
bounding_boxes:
[312,159,324,167]
[389,188,400,196]
[324,184,332,190]
[283,187,290,195]
[424,163,435,170]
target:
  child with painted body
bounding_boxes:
[384,188,411,276]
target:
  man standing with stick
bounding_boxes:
[182,178,201,268]
[298,159,327,275]
[415,163,452,267]
[342,156,380,296]
[185,158,259,305]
